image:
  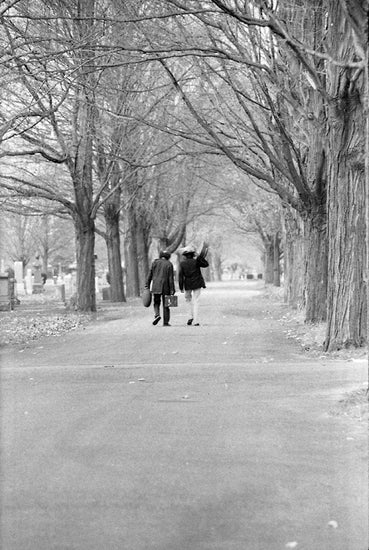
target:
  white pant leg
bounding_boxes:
[192,288,202,324]
[185,289,193,319]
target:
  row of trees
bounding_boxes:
[0,0,367,350]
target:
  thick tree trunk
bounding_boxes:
[136,216,150,290]
[105,211,125,302]
[264,241,274,284]
[304,207,328,323]
[75,216,96,312]
[282,209,305,309]
[68,0,97,312]
[41,252,48,276]
[124,209,140,298]
[324,2,367,350]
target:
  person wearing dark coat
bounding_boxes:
[178,245,209,326]
[145,250,175,326]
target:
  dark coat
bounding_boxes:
[146,258,175,295]
[179,255,209,291]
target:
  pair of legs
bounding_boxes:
[185,288,202,325]
[153,293,170,326]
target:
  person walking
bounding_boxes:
[178,245,209,326]
[145,250,176,326]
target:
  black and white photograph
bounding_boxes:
[0,1,368,549]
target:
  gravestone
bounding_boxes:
[0,273,11,311]
[64,274,73,296]
[25,269,33,295]
[14,261,25,295]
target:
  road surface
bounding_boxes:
[0,281,367,549]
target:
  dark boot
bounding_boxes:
[163,306,170,326]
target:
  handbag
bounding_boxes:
[142,288,152,307]
[164,295,178,307]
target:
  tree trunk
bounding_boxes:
[304,206,328,323]
[41,215,49,274]
[273,233,281,287]
[282,208,305,309]
[124,209,140,297]
[42,251,48,276]
[68,0,97,312]
[105,209,125,302]
[324,2,367,350]
[75,216,96,312]
[136,216,150,290]
[264,241,274,284]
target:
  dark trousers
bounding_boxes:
[153,293,170,325]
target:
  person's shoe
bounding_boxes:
[187,318,193,325]
[163,323,171,326]
[152,315,161,325]
[193,323,200,326]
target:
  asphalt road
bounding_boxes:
[0,281,367,550]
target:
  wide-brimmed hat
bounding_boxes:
[181,245,196,255]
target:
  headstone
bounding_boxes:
[64,274,73,297]
[25,269,33,295]
[32,256,43,294]
[71,273,77,294]
[55,284,65,302]
[14,261,25,295]
[95,276,100,294]
[0,273,11,311]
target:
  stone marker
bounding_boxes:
[25,269,33,295]
[14,261,25,295]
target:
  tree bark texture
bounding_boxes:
[75,215,96,312]
[324,1,367,349]
[282,209,305,309]
[304,207,328,323]
[68,0,97,312]
[136,215,150,291]
[124,208,140,298]
[264,241,274,285]
[278,0,329,321]
[105,206,125,303]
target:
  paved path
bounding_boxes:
[0,281,367,550]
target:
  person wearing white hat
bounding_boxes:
[178,245,209,326]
